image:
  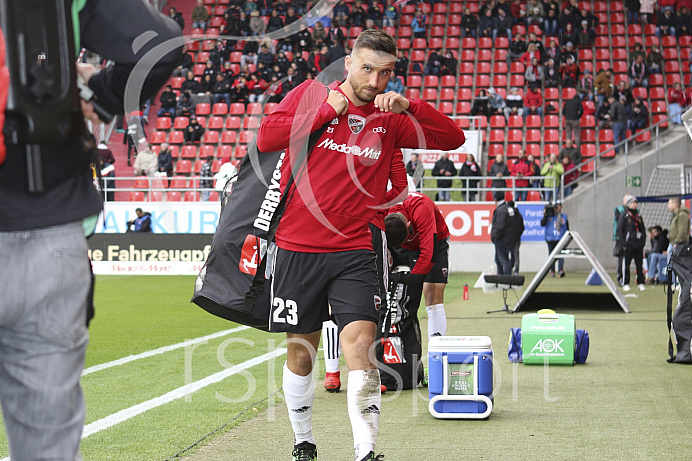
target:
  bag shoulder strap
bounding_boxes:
[667,259,675,361]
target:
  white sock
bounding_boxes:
[322,321,341,373]
[283,362,316,445]
[347,369,381,460]
[426,303,447,338]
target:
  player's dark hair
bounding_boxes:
[352,29,397,57]
[385,214,408,248]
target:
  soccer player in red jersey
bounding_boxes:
[257,29,465,461]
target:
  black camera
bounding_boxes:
[544,204,556,217]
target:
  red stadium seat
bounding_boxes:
[492,74,507,88]
[183,191,198,202]
[543,129,559,143]
[235,145,247,158]
[208,116,224,130]
[169,177,187,189]
[181,145,197,159]
[242,116,260,130]
[412,38,427,49]
[544,115,559,128]
[489,115,506,128]
[168,131,184,144]
[229,103,246,115]
[221,131,237,144]
[199,145,215,158]
[581,129,596,143]
[166,191,182,202]
[651,101,667,114]
[649,74,664,86]
[212,103,228,115]
[581,115,595,128]
[174,117,189,129]
[477,62,491,74]
[150,131,167,144]
[225,116,241,130]
[475,74,490,88]
[155,117,171,130]
[397,38,411,50]
[525,115,542,128]
[477,49,492,61]
[440,88,454,101]
[457,88,472,100]
[423,88,437,102]
[650,87,665,100]
[525,129,541,143]
[666,74,681,85]
[247,103,263,115]
[202,131,218,144]
[405,89,420,100]
[598,130,614,143]
[175,160,192,174]
[456,101,471,114]
[445,37,460,50]
[561,88,576,100]
[441,75,456,87]
[238,130,255,144]
[507,129,523,143]
[495,37,509,49]
[459,62,475,74]
[509,75,524,87]
[664,61,680,73]
[494,62,509,74]
[494,49,508,61]
[489,130,504,144]
[218,145,234,159]
[407,75,422,87]
[581,144,596,158]
[128,191,145,201]
[507,115,523,128]
[439,102,454,115]
[424,75,439,88]
[410,50,426,62]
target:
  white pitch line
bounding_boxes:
[81,348,286,438]
[82,325,251,376]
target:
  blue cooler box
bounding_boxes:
[428,336,493,419]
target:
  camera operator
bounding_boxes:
[0,1,182,459]
[127,208,153,233]
[541,200,569,277]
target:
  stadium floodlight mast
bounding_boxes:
[681,105,692,142]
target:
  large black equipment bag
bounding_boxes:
[667,241,692,363]
[376,267,425,390]
[192,124,327,330]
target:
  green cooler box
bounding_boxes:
[521,310,575,366]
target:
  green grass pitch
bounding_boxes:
[1,273,691,460]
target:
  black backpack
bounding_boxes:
[376,267,425,391]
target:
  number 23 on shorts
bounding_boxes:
[272,297,298,325]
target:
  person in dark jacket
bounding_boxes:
[0,1,181,458]
[127,208,153,232]
[432,153,457,201]
[489,153,511,201]
[211,74,232,110]
[617,195,647,290]
[609,95,629,154]
[157,85,177,118]
[629,97,649,132]
[471,89,491,117]
[184,116,205,144]
[406,153,423,189]
[562,94,584,147]
[540,201,569,277]
[459,154,483,201]
[158,143,174,184]
[491,199,524,275]
[646,225,669,284]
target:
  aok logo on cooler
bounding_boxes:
[530,338,565,354]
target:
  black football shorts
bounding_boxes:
[390,237,449,284]
[269,248,382,334]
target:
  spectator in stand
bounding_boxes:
[332,0,350,26]
[560,41,578,65]
[176,91,195,118]
[191,0,209,30]
[668,81,690,124]
[211,74,232,110]
[544,58,560,87]
[488,87,506,115]
[441,50,458,76]
[497,0,512,16]
[597,96,612,129]
[594,68,614,111]
[609,95,629,154]
[265,75,283,103]
[563,94,584,147]
[580,6,599,28]
[640,0,656,24]
[382,0,399,27]
[367,0,384,27]
[524,57,544,86]
[459,154,483,202]
[199,74,215,103]
[249,10,266,36]
[245,0,258,15]
[526,153,542,193]
[510,149,531,201]
[395,49,409,80]
[256,0,272,16]
[172,51,192,78]
[424,48,444,76]
[507,33,527,63]
[157,85,177,119]
[432,153,457,202]
[543,8,559,35]
[471,89,491,117]
[676,7,692,36]
[524,83,544,118]
[489,153,511,201]
[629,54,649,88]
[495,8,513,41]
[657,7,677,36]
[478,0,496,17]
[629,42,646,64]
[241,41,259,69]
[200,156,214,202]
[527,32,545,57]
[560,55,579,88]
[558,6,577,34]
[385,71,405,95]
[412,8,427,38]
[169,6,185,30]
[561,154,579,198]
[504,87,525,120]
[257,44,275,68]
[519,44,541,67]
[626,0,641,25]
[560,139,582,166]
[560,23,578,46]
[237,11,251,36]
[544,39,561,64]
[630,97,649,132]
[349,0,367,27]
[184,115,205,144]
[272,0,287,15]
[510,0,526,25]
[525,0,545,26]
[202,60,217,82]
[461,8,479,38]
[646,44,664,75]
[267,9,285,33]
[249,74,269,103]
[158,143,174,185]
[576,19,595,46]
[231,75,250,105]
[577,69,594,101]
[312,22,329,47]
[479,8,496,38]
[541,153,564,203]
[134,144,158,177]
[406,153,422,187]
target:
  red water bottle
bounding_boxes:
[463,283,469,300]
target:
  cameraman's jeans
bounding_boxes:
[0,221,89,461]
[494,241,513,275]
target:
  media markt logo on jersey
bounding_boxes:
[348,114,365,134]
